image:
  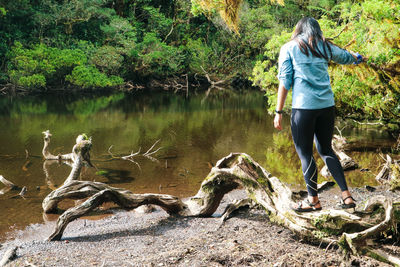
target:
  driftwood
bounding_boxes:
[376,154,400,190]
[0,246,17,267]
[0,175,20,195]
[0,175,17,189]
[42,133,400,265]
[42,130,92,165]
[201,66,226,91]
[321,134,358,177]
[42,130,74,160]
[108,139,162,165]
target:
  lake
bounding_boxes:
[0,90,395,241]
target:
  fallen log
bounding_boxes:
[42,134,400,265]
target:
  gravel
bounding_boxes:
[0,189,394,266]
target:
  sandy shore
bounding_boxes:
[0,189,393,266]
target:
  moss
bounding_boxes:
[204,172,216,181]
[371,207,385,218]
[389,164,400,190]
[394,209,400,222]
[240,177,259,189]
[190,197,204,206]
[365,250,392,264]
[312,214,331,228]
[96,170,109,176]
[240,154,272,190]
[256,176,273,191]
[337,235,351,252]
[312,230,329,239]
[201,182,216,194]
[268,212,288,226]
[241,154,253,164]
[312,214,345,236]
[246,188,255,200]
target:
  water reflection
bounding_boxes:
[0,90,395,241]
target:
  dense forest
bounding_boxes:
[0,0,399,122]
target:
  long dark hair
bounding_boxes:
[292,17,332,61]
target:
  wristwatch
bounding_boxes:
[275,110,283,114]
[353,52,363,65]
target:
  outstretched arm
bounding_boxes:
[329,43,364,65]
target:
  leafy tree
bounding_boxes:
[66,65,124,88]
[249,0,400,122]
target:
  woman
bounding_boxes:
[274,17,363,212]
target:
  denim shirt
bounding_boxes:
[277,38,355,109]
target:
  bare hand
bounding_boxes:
[274,114,282,130]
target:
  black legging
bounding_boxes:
[290,106,348,196]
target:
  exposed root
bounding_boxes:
[40,133,400,265]
[218,198,253,229]
[340,196,394,255]
[0,246,18,267]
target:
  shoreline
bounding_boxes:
[0,189,393,266]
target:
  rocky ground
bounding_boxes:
[0,187,398,267]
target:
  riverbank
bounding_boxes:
[1,188,395,267]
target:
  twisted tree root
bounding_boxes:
[42,134,400,265]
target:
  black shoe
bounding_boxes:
[292,199,322,212]
[339,196,356,209]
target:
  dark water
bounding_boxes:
[0,90,395,241]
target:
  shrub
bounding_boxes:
[66,65,124,88]
[7,42,87,89]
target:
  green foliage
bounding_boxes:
[37,0,115,35]
[0,0,399,125]
[141,6,173,38]
[18,74,46,88]
[100,16,137,48]
[66,65,124,88]
[389,164,400,191]
[134,32,185,77]
[90,45,124,74]
[250,31,292,113]
[8,42,87,89]
[251,0,400,121]
[185,38,215,73]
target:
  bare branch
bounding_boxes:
[121,147,141,160]
[109,140,162,166]
[0,175,18,190]
[143,139,161,156]
[351,119,384,126]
